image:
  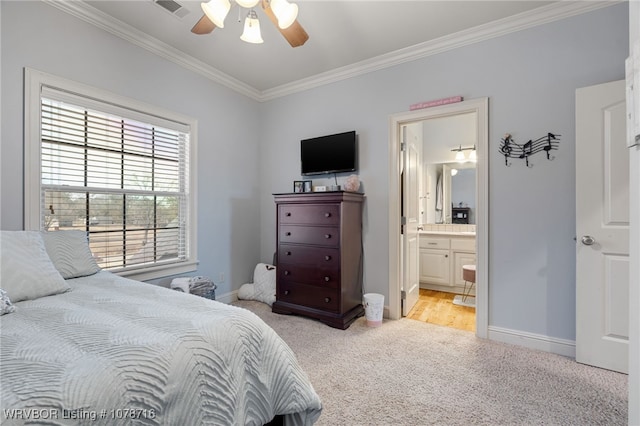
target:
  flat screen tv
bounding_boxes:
[300,130,357,176]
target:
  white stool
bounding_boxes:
[453,264,476,307]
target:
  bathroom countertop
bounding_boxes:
[418,230,476,237]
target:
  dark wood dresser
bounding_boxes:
[272,191,365,329]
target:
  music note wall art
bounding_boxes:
[498,133,560,167]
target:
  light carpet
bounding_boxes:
[233,300,627,426]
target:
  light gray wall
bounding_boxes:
[0,1,262,294]
[258,4,629,341]
[0,1,629,343]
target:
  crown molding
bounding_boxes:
[260,0,622,101]
[43,0,262,101]
[45,0,621,103]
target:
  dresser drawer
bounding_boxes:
[278,282,339,312]
[278,264,340,289]
[419,237,450,250]
[278,244,339,268]
[279,225,340,247]
[279,204,340,225]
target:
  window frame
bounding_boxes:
[24,68,199,281]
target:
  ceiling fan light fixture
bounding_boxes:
[201,0,230,28]
[240,10,264,44]
[236,0,260,8]
[270,0,298,29]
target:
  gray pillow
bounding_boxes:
[0,289,16,315]
[41,230,101,279]
[0,231,70,302]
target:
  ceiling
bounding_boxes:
[53,1,614,100]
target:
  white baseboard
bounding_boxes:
[220,295,573,359]
[488,326,576,358]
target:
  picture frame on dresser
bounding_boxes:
[293,180,312,193]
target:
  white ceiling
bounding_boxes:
[53,1,614,100]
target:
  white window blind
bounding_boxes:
[40,86,191,273]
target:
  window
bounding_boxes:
[25,69,198,280]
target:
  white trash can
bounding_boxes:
[363,293,384,327]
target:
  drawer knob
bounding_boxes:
[284,290,289,295]
[284,270,290,276]
[324,297,331,303]
[285,232,291,236]
[325,212,331,218]
[285,212,291,217]
[324,255,331,261]
[324,234,331,239]
[286,251,292,256]
[324,276,330,282]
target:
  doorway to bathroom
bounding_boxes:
[387,97,489,338]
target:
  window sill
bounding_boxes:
[116,260,199,282]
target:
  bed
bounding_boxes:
[0,231,322,425]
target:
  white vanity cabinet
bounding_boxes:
[419,233,476,294]
[418,237,450,285]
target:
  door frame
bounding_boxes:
[388,97,489,338]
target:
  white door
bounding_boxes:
[402,124,420,316]
[576,79,629,373]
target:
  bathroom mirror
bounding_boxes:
[418,112,477,225]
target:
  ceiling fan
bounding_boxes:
[191,0,309,47]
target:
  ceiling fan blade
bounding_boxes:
[261,0,309,48]
[191,14,216,35]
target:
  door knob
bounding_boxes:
[581,235,596,246]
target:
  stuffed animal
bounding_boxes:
[238,263,276,306]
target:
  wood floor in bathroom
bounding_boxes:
[407,289,476,332]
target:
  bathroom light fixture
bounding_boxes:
[469,147,477,163]
[452,145,476,163]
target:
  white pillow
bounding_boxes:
[0,288,16,315]
[41,230,100,279]
[238,263,276,306]
[0,231,69,302]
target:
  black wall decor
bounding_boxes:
[499,133,560,167]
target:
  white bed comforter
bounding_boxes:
[0,271,321,425]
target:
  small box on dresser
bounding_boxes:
[272,191,365,329]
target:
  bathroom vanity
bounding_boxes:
[419,231,476,295]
